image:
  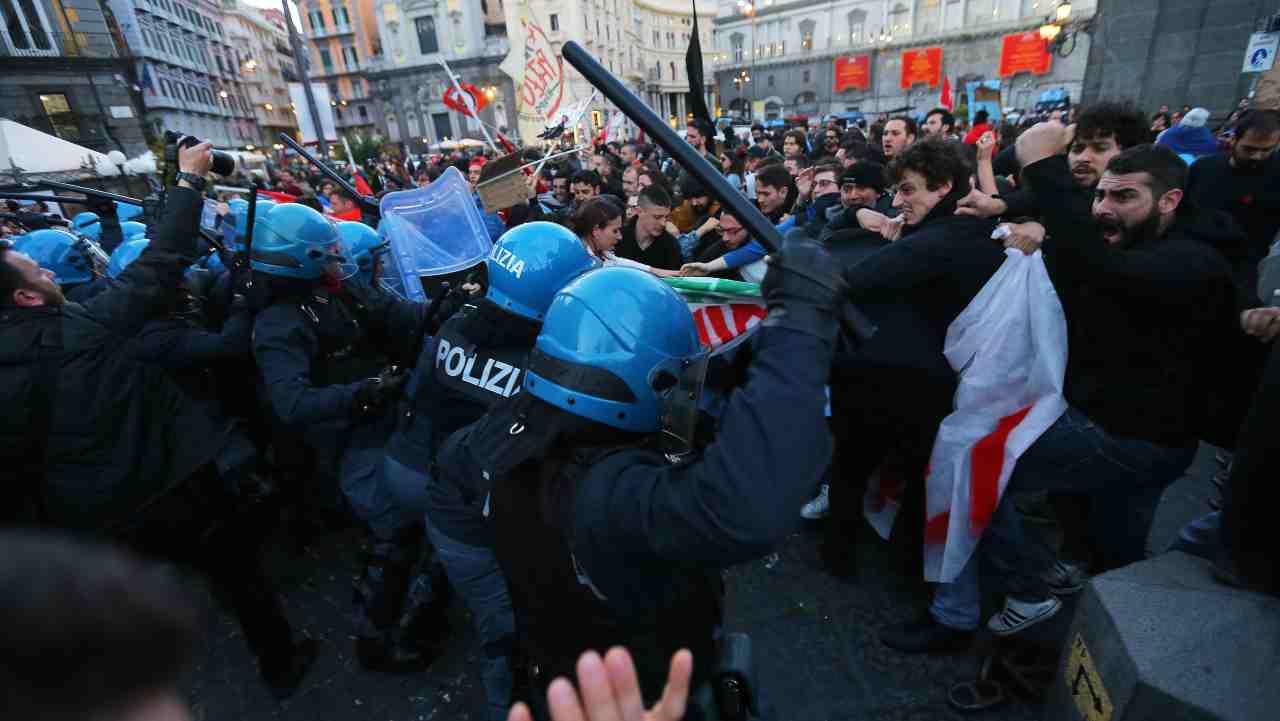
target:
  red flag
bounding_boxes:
[939,75,954,111]
[443,83,489,117]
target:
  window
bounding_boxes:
[358,104,368,120]
[653,30,659,45]
[307,9,324,32]
[328,81,339,97]
[432,112,451,141]
[332,6,350,28]
[802,69,810,83]
[38,93,79,139]
[799,19,815,52]
[888,3,910,34]
[965,0,993,25]
[415,16,438,54]
[767,74,774,87]
[2,0,54,51]
[549,13,558,31]
[318,47,333,71]
[730,32,744,62]
[919,0,941,33]
[847,9,865,44]
[669,61,676,80]
[341,43,358,67]
[795,91,817,108]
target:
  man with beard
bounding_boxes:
[1186,109,1280,275]
[0,143,316,695]
[956,101,1148,220]
[891,137,1239,652]
[923,108,956,139]
[670,177,720,235]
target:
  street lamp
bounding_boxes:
[1039,1,1087,57]
[242,58,258,73]
[264,103,274,111]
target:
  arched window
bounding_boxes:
[799,19,815,52]
[795,91,818,106]
[406,110,421,137]
[764,100,782,119]
[385,112,400,142]
[730,32,744,62]
[729,97,748,113]
[846,9,866,44]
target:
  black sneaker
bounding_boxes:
[879,611,974,654]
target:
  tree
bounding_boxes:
[342,132,386,165]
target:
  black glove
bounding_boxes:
[760,238,846,342]
[86,195,119,219]
[352,370,409,418]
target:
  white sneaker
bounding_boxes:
[801,483,830,520]
[1042,560,1087,596]
[986,596,1061,636]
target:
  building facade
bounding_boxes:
[0,0,150,158]
[713,0,1095,123]
[293,0,379,133]
[1081,0,1280,116]
[498,0,718,141]
[221,0,299,150]
[107,0,259,149]
[365,0,516,151]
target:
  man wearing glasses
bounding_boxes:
[793,163,846,232]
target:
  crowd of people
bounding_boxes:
[2,93,1279,721]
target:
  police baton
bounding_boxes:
[278,132,380,215]
[560,42,875,342]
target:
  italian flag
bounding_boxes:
[665,277,766,355]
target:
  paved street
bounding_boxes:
[180,447,1218,721]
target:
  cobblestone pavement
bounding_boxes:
[180,446,1218,721]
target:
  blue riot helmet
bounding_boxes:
[523,267,708,450]
[106,238,149,279]
[120,221,148,241]
[250,202,355,279]
[72,212,101,241]
[203,249,226,275]
[484,221,599,321]
[336,220,388,284]
[224,198,275,252]
[12,228,95,286]
[115,201,143,223]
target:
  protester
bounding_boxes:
[616,185,683,271]
[923,108,956,139]
[882,116,917,161]
[963,110,993,144]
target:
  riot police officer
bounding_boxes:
[441,241,845,720]
[249,204,446,673]
[383,221,597,721]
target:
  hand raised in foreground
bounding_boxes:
[507,647,693,721]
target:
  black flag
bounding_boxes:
[685,3,714,132]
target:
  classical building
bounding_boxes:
[712,0,1095,122]
[294,0,379,133]
[499,0,718,140]
[221,0,300,150]
[106,0,259,148]
[365,0,516,152]
[0,0,150,158]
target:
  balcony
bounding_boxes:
[1,30,120,59]
[307,24,354,40]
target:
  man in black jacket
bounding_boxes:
[0,142,314,696]
[823,140,1005,598]
[616,185,683,271]
[914,136,1240,650]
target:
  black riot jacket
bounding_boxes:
[0,187,234,530]
[384,299,540,474]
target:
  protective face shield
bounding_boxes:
[336,220,389,285]
[523,267,707,452]
[250,203,356,280]
[655,352,710,456]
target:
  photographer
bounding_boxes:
[0,141,316,698]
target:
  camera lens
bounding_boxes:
[209,151,236,176]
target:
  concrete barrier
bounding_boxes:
[1044,552,1280,721]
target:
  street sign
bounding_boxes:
[1243,32,1280,73]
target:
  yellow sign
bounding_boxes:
[1066,634,1113,721]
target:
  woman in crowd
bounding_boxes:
[569,197,679,277]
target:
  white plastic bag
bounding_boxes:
[922,248,1068,583]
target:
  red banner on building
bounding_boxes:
[900,47,943,89]
[833,55,871,92]
[999,32,1052,77]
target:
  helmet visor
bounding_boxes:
[309,240,359,281]
[657,352,710,456]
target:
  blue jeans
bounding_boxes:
[424,514,514,721]
[931,406,1195,629]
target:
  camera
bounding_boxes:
[163,130,236,177]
